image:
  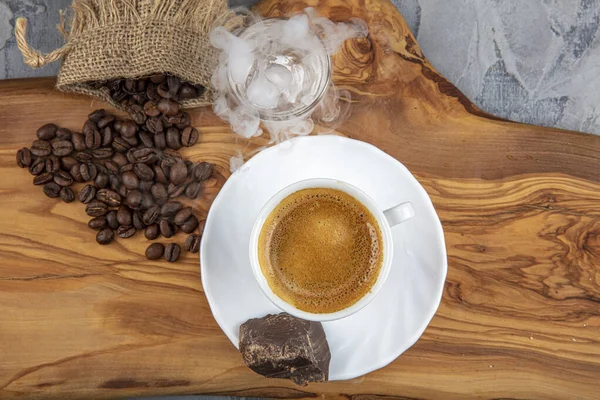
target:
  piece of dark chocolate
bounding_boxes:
[239,313,331,385]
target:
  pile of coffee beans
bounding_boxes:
[88,75,205,109]
[16,75,211,263]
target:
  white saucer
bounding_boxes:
[201,135,447,380]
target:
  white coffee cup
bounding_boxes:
[249,178,415,322]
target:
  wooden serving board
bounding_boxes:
[1,0,599,399]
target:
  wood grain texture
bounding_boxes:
[1,0,599,399]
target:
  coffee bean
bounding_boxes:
[159,219,176,238]
[185,182,202,199]
[37,123,57,140]
[56,127,72,140]
[153,132,167,149]
[167,183,186,198]
[166,127,182,150]
[136,79,148,91]
[107,177,119,193]
[145,224,160,240]
[121,163,134,173]
[157,98,180,116]
[178,84,198,100]
[106,210,119,229]
[156,82,171,99]
[127,104,147,125]
[180,215,199,233]
[164,113,186,126]
[96,228,115,245]
[126,149,137,164]
[161,201,183,217]
[141,191,155,209]
[169,160,187,185]
[124,78,136,93]
[193,162,213,181]
[132,147,159,164]
[97,114,115,129]
[17,148,32,168]
[33,172,53,185]
[139,178,153,191]
[60,187,75,203]
[119,120,137,138]
[151,183,168,204]
[145,243,165,260]
[72,132,86,151]
[70,163,84,182]
[143,101,160,117]
[60,156,78,171]
[181,126,199,147]
[174,207,193,225]
[88,109,107,122]
[185,234,201,253]
[164,243,181,262]
[78,184,96,203]
[92,160,106,173]
[123,135,139,147]
[125,190,142,209]
[83,119,98,135]
[91,147,113,159]
[101,126,114,146]
[96,189,121,207]
[88,216,107,230]
[133,211,146,230]
[160,149,180,163]
[133,163,154,181]
[51,140,73,157]
[31,140,52,157]
[146,117,163,134]
[43,156,58,174]
[53,170,74,187]
[142,204,160,225]
[117,205,132,226]
[122,171,139,190]
[117,225,136,238]
[152,165,168,184]
[43,182,61,198]
[103,160,119,175]
[138,131,154,148]
[118,184,129,198]
[80,163,98,181]
[176,112,191,129]
[75,151,93,163]
[147,82,161,102]
[94,173,109,189]
[110,153,127,168]
[133,94,149,107]
[29,158,45,175]
[86,200,108,217]
[167,76,181,96]
[112,136,131,153]
[84,129,101,149]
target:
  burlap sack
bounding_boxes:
[15,0,234,109]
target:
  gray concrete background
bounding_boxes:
[1,0,599,135]
[0,0,598,399]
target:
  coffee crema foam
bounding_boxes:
[258,188,383,314]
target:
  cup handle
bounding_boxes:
[383,202,415,228]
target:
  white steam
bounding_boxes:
[210,8,367,171]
